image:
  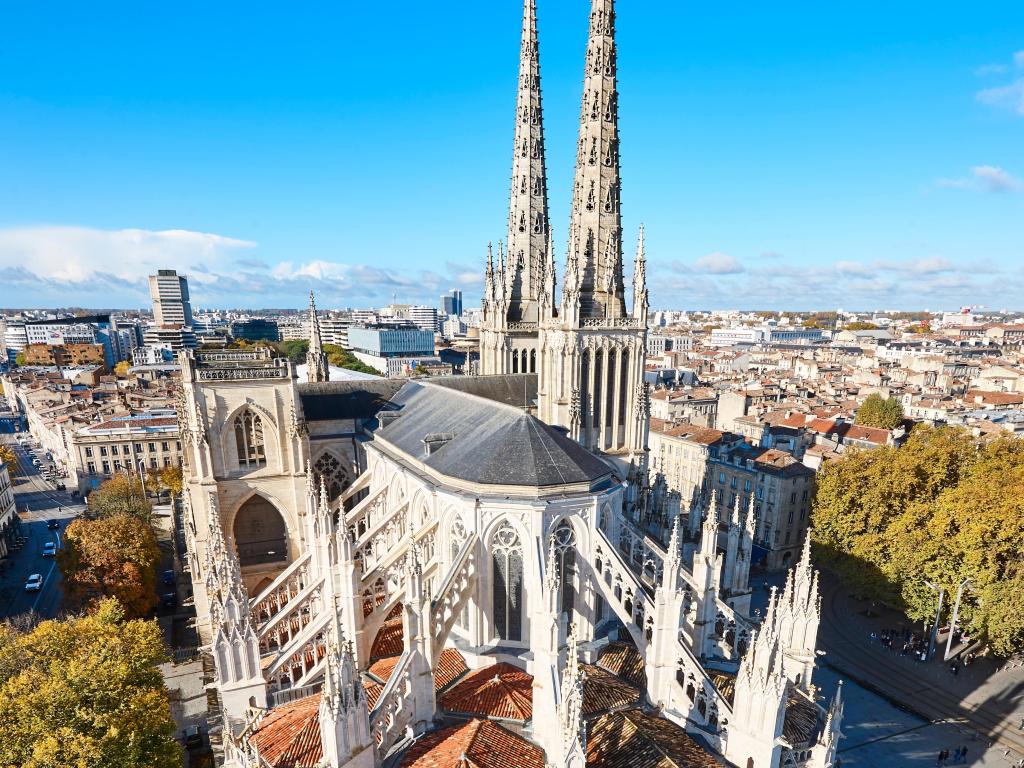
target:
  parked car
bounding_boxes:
[161,592,177,608]
[25,574,43,592]
[42,542,57,557]
[162,569,176,586]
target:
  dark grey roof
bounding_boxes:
[377,381,611,488]
[298,380,404,421]
[428,374,538,410]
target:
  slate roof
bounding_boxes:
[429,374,538,410]
[439,662,533,722]
[586,708,723,768]
[377,381,611,488]
[398,718,545,768]
[298,380,404,421]
[248,694,323,768]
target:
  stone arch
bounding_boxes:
[232,494,290,568]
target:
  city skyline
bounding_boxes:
[2,1,1023,311]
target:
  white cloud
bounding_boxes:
[975,63,1008,77]
[692,252,745,275]
[0,226,256,288]
[976,52,1024,115]
[938,165,1021,193]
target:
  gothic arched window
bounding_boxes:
[450,517,469,628]
[313,452,350,502]
[491,521,524,642]
[234,411,266,468]
[552,521,577,620]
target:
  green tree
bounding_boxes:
[87,474,152,522]
[813,427,1024,656]
[855,393,904,430]
[0,599,182,768]
[14,352,26,366]
[58,513,161,618]
[844,321,879,331]
[323,343,380,375]
[275,339,310,363]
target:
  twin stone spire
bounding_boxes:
[487,0,645,328]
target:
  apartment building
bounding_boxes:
[72,411,182,493]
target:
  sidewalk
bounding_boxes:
[815,571,1024,758]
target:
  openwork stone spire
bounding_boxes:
[506,0,551,324]
[306,291,330,384]
[566,0,626,320]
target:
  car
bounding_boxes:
[162,569,176,586]
[24,574,43,592]
[161,592,177,608]
[42,542,57,557]
[47,519,60,530]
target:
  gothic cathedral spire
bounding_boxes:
[506,0,551,324]
[306,290,330,384]
[566,0,626,320]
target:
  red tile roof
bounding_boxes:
[363,680,384,710]
[398,718,545,768]
[371,617,404,659]
[580,664,641,716]
[440,662,533,722]
[248,694,323,768]
[597,643,647,690]
[586,709,722,768]
[434,648,469,692]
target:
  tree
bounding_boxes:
[157,465,183,505]
[87,474,152,522]
[0,444,19,477]
[0,599,182,768]
[275,339,310,363]
[812,427,1024,656]
[58,513,161,618]
[844,321,879,331]
[113,360,131,377]
[14,352,26,367]
[855,393,904,430]
[323,343,380,375]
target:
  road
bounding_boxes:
[0,433,86,622]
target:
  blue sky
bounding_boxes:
[1,1,1022,312]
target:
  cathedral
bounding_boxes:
[179,2,843,767]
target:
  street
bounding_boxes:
[0,433,86,622]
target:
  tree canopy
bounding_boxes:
[812,426,1024,656]
[854,393,905,430]
[844,321,879,331]
[87,474,152,522]
[0,599,182,768]
[58,513,161,618]
[0,444,19,477]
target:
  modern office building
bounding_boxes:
[440,288,463,317]
[230,319,281,343]
[149,269,194,327]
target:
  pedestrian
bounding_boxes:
[952,747,962,763]
[959,746,967,764]
[950,661,959,676]
[1019,716,1024,730]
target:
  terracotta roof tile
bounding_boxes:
[440,662,533,722]
[580,664,640,716]
[248,694,323,768]
[783,689,821,746]
[597,642,647,689]
[586,709,722,768]
[371,617,404,660]
[434,648,469,692]
[363,680,384,710]
[399,718,545,768]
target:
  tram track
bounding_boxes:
[820,580,1024,755]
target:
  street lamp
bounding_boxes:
[924,580,945,662]
[137,460,147,497]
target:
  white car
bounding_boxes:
[42,542,57,557]
[25,574,43,592]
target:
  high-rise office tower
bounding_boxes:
[149,269,194,327]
